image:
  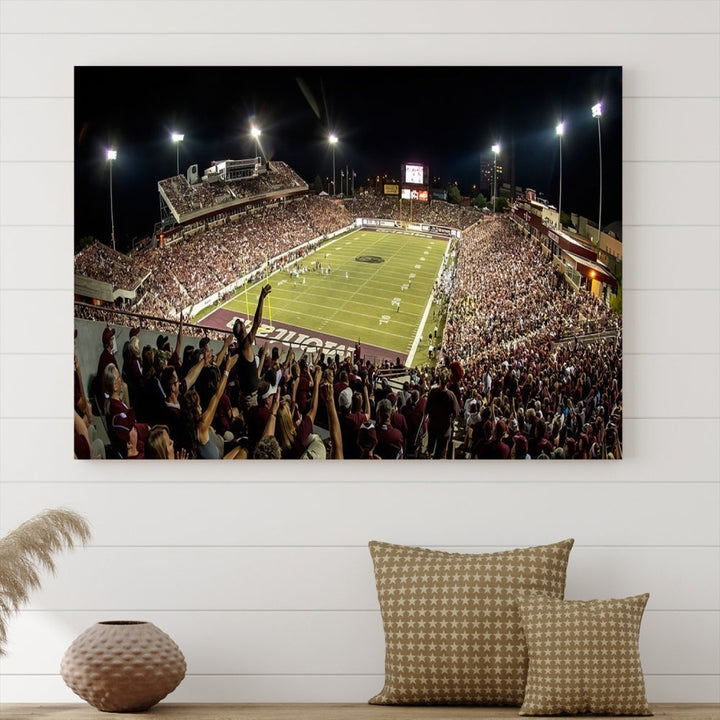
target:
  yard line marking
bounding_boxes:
[218,227,449,354]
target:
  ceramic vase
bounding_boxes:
[60,620,186,712]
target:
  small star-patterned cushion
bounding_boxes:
[368,538,574,705]
[518,592,652,716]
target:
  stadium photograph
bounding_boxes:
[74,66,622,461]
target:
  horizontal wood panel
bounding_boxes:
[622,290,720,355]
[622,226,720,291]
[1,482,718,547]
[4,97,719,164]
[625,418,720,472]
[623,162,720,227]
[0,99,74,163]
[1,36,718,100]
[0,164,71,226]
[622,354,719,419]
[1,1,717,35]
[2,418,717,483]
[15,546,719,612]
[624,98,720,162]
[0,227,73,290]
[1,676,718,705]
[0,609,716,676]
[0,291,74,353]
[2,353,718,420]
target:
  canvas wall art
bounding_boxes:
[73,66,622,460]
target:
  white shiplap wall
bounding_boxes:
[0,0,718,705]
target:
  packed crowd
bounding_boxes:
[74,190,483,330]
[74,241,154,291]
[74,188,621,461]
[75,230,622,461]
[344,195,481,229]
[75,195,354,321]
[158,161,307,218]
[442,218,620,367]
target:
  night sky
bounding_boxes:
[75,66,621,251]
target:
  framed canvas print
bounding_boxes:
[73,66,622,460]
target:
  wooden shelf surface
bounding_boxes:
[1,704,718,720]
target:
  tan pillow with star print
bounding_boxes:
[518,592,652,716]
[367,538,574,705]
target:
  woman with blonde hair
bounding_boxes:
[103,363,132,420]
[274,403,297,457]
[275,365,322,459]
[122,332,143,408]
[145,424,187,460]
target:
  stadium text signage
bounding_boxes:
[401,188,428,201]
[229,316,356,356]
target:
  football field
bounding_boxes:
[203,229,448,364]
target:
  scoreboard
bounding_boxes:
[401,162,429,202]
[403,162,426,185]
[402,162,428,187]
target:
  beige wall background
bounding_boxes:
[0,0,718,704]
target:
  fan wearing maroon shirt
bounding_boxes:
[385,393,408,448]
[94,326,118,410]
[246,381,276,455]
[275,365,323,459]
[333,370,349,404]
[339,384,370,459]
[110,408,149,459]
[425,370,460,459]
[375,399,404,459]
[401,389,426,458]
[296,356,314,415]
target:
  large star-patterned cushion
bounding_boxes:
[518,592,652,716]
[368,538,574,705]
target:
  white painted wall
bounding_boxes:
[0,0,718,705]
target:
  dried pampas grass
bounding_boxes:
[0,508,91,655]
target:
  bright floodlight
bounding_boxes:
[556,122,564,136]
[329,135,339,196]
[251,126,261,139]
[171,132,184,143]
[592,103,602,118]
[492,143,500,154]
[106,149,117,161]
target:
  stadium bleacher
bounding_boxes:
[74,162,622,461]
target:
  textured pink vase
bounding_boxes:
[60,621,186,712]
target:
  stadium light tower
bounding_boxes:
[556,122,564,229]
[592,102,603,246]
[171,133,184,176]
[491,143,500,213]
[329,134,338,196]
[106,148,117,251]
[251,125,261,160]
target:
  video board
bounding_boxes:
[402,163,427,186]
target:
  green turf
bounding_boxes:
[222,229,447,359]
